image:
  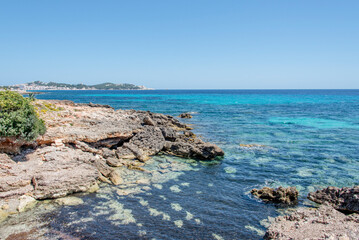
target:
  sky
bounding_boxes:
[0,1,358,89]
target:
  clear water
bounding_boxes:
[3,90,359,239]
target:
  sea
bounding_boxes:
[2,89,359,240]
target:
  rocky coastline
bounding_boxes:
[1,99,358,239]
[0,100,224,222]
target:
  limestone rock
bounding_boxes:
[93,158,113,177]
[17,195,37,212]
[308,186,359,213]
[0,137,33,154]
[55,196,84,206]
[106,157,124,167]
[264,203,359,240]
[0,99,224,208]
[251,186,299,205]
[109,170,123,185]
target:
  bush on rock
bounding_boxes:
[0,90,46,141]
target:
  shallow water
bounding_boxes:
[2,89,359,239]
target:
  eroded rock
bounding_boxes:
[308,186,359,213]
[0,99,224,211]
[251,186,299,205]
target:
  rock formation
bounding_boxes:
[264,203,359,240]
[307,186,359,213]
[0,100,224,218]
[251,186,299,205]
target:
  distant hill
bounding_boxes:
[4,81,151,90]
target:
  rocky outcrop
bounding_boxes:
[0,99,224,217]
[251,186,299,205]
[308,186,359,213]
[264,203,359,240]
[179,113,193,118]
[0,146,99,200]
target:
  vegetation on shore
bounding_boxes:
[0,90,46,141]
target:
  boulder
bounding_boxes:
[264,203,359,240]
[308,186,359,213]
[251,186,298,205]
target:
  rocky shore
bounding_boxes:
[0,100,224,221]
[263,186,359,239]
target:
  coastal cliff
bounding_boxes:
[0,100,224,218]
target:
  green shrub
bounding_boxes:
[0,91,46,141]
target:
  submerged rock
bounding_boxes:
[178,113,193,119]
[251,186,299,205]
[55,196,84,206]
[264,203,359,240]
[307,186,359,213]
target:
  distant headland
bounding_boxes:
[2,81,152,91]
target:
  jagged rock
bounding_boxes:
[55,196,84,206]
[179,113,193,119]
[308,186,359,213]
[160,127,177,141]
[17,195,37,212]
[93,158,113,177]
[115,145,137,160]
[164,141,224,160]
[143,116,156,126]
[128,126,166,160]
[264,203,359,240]
[251,186,298,205]
[123,142,148,161]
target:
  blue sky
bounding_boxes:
[0,1,358,89]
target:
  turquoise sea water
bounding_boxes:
[8,90,359,239]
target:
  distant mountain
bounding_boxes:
[5,81,151,90]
